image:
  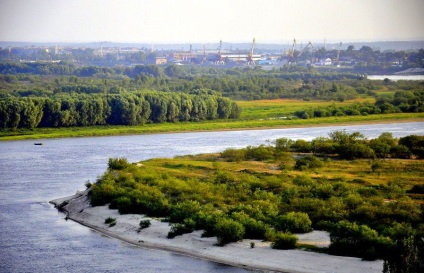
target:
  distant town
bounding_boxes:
[1,40,423,73]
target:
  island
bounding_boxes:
[51,131,423,273]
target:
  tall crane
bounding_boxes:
[336,42,342,62]
[217,40,224,65]
[287,38,297,64]
[247,38,256,66]
[297,41,313,58]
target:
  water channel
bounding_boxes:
[1,122,423,273]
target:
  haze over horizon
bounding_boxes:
[0,0,423,44]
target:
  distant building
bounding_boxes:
[146,56,167,65]
[316,58,332,66]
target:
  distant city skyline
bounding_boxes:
[0,0,423,44]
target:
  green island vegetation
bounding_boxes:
[1,61,423,140]
[88,131,424,272]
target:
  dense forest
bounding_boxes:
[88,131,424,272]
[1,62,423,101]
[0,63,423,130]
[0,91,240,129]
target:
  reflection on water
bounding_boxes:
[1,122,423,273]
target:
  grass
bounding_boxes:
[141,155,424,192]
[238,98,376,120]
[1,98,423,141]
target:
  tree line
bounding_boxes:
[2,62,423,102]
[293,90,424,119]
[0,91,241,129]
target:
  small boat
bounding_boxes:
[34,143,43,145]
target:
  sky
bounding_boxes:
[0,0,423,44]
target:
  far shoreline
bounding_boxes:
[1,115,424,141]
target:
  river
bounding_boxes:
[1,122,423,273]
[367,75,424,81]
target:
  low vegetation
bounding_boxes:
[104,217,116,227]
[89,131,423,271]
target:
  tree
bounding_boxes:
[399,135,424,158]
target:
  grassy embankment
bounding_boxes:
[1,98,423,141]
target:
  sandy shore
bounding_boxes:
[51,191,383,273]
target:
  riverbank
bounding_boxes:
[2,113,424,141]
[51,191,383,273]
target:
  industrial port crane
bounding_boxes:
[335,42,342,62]
[297,41,313,59]
[247,38,256,66]
[287,38,297,64]
[216,40,224,65]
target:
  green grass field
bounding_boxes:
[238,98,376,120]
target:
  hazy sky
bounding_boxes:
[0,0,423,43]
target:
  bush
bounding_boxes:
[138,219,151,230]
[105,217,116,227]
[329,220,392,260]
[275,212,312,233]
[245,145,275,161]
[275,138,294,153]
[292,139,313,153]
[271,232,298,249]
[167,223,194,239]
[399,135,424,158]
[337,143,375,159]
[169,200,201,223]
[221,148,246,162]
[108,157,131,170]
[215,218,245,245]
[231,212,267,239]
[295,155,324,170]
[390,145,411,159]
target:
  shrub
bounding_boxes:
[275,212,312,233]
[329,220,392,260]
[271,232,298,249]
[167,223,194,239]
[169,200,201,223]
[245,145,275,161]
[275,138,294,153]
[221,148,246,162]
[399,135,424,158]
[277,152,295,170]
[337,143,375,159]
[231,211,267,239]
[390,145,411,159]
[138,219,151,230]
[108,157,131,170]
[105,217,116,227]
[215,218,245,245]
[292,139,313,153]
[295,155,324,170]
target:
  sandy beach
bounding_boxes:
[51,190,384,273]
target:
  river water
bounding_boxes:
[1,122,423,273]
[367,75,424,81]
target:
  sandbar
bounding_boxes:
[51,190,383,273]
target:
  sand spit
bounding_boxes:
[51,191,383,273]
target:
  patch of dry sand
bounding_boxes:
[51,191,383,273]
